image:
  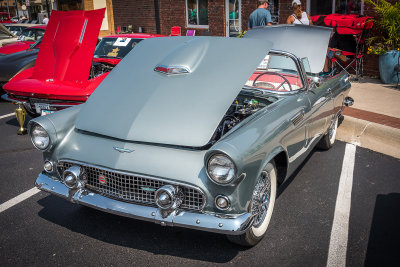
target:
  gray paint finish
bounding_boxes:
[244,25,332,74]
[75,37,272,147]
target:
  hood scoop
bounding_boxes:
[154,38,208,75]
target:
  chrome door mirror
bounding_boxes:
[309,76,321,88]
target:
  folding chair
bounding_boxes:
[186,29,195,36]
[170,26,181,36]
[330,17,373,80]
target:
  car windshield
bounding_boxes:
[6,25,25,35]
[245,53,304,92]
[18,28,44,41]
[93,37,144,59]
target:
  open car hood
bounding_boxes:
[0,23,16,39]
[30,9,105,82]
[244,24,332,74]
[76,37,272,147]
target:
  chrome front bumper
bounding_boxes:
[35,173,253,235]
[2,93,75,114]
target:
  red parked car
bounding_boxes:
[0,25,46,54]
[0,12,14,24]
[3,9,165,116]
[91,33,165,76]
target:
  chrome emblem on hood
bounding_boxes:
[113,147,134,153]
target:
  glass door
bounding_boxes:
[226,0,241,37]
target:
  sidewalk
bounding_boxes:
[337,78,400,159]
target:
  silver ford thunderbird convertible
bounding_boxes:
[30,25,353,246]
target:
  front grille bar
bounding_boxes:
[57,160,205,211]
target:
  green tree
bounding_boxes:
[365,0,400,54]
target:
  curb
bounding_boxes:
[337,115,400,159]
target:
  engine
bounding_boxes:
[90,62,115,78]
[207,96,269,146]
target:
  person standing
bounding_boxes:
[42,15,49,25]
[248,0,272,30]
[286,0,312,25]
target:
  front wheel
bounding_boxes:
[227,161,277,247]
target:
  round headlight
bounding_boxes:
[30,124,50,150]
[207,154,236,184]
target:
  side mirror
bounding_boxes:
[309,76,321,88]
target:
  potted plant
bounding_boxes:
[365,0,400,84]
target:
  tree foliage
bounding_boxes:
[365,0,400,54]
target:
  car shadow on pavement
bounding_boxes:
[277,148,315,198]
[36,195,246,263]
[364,193,400,266]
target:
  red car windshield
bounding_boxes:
[18,28,45,41]
[93,37,144,59]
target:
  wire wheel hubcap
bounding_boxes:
[251,171,271,228]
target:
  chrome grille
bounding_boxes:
[57,161,205,211]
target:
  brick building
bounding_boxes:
[58,0,395,76]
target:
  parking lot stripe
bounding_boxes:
[0,113,14,120]
[327,143,356,267]
[0,187,40,213]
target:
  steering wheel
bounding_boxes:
[252,71,293,91]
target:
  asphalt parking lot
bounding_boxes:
[0,100,399,266]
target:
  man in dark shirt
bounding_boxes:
[248,0,273,30]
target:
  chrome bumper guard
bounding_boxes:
[35,173,253,235]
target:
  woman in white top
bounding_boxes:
[286,0,312,25]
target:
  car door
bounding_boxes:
[306,77,335,144]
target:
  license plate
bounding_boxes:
[35,103,50,114]
[41,109,54,116]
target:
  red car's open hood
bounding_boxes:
[33,9,105,81]
[4,8,105,95]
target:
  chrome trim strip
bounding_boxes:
[56,159,207,210]
[35,173,252,235]
[79,19,88,44]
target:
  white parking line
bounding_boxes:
[0,113,14,120]
[327,143,357,267]
[0,187,40,213]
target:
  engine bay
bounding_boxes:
[90,62,115,78]
[207,92,278,146]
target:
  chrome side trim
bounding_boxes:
[56,159,207,211]
[35,173,253,235]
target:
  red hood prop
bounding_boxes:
[32,9,105,82]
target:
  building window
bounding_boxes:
[307,0,364,16]
[186,0,208,28]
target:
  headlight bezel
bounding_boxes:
[206,153,237,185]
[28,122,52,151]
